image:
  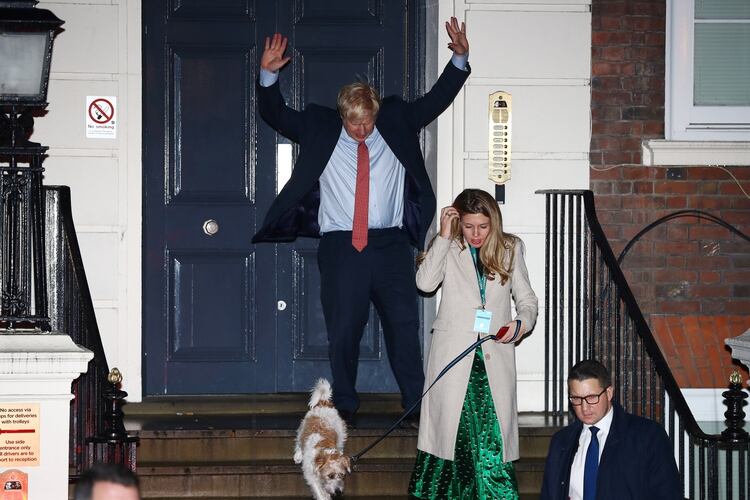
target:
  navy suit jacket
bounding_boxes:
[541,403,683,500]
[251,61,470,250]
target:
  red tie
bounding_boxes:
[352,141,369,252]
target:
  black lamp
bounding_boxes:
[0,0,63,107]
[0,0,63,331]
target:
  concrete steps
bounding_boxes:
[125,395,562,498]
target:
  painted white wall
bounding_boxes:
[36,0,143,400]
[436,0,592,411]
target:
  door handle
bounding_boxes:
[203,219,219,236]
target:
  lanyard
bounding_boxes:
[469,246,486,309]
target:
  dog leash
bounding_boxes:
[349,320,521,464]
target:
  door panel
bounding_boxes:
[143,0,423,394]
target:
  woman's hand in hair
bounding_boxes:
[439,206,459,239]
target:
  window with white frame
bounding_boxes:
[667,0,750,141]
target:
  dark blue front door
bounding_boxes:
[143,0,424,395]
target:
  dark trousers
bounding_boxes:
[318,227,425,414]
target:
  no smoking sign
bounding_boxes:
[86,96,117,138]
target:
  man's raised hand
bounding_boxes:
[261,33,291,72]
[445,16,469,55]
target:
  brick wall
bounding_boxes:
[590,0,750,386]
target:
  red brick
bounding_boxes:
[686,254,730,270]
[633,181,654,194]
[592,106,623,121]
[598,16,624,30]
[667,226,689,240]
[720,183,748,195]
[689,226,730,240]
[593,62,637,76]
[654,242,698,255]
[719,211,750,225]
[592,181,613,194]
[685,167,727,180]
[626,46,665,62]
[630,2,666,16]
[592,91,633,107]
[645,32,666,46]
[722,270,750,283]
[590,166,623,180]
[730,196,750,209]
[601,46,627,61]
[642,121,665,136]
[593,31,633,45]
[654,181,700,194]
[666,255,685,267]
[661,301,701,314]
[726,301,750,314]
[622,195,665,209]
[595,195,623,209]
[594,2,628,16]
[602,151,636,165]
[654,269,698,282]
[700,271,721,283]
[688,196,732,210]
[623,167,656,180]
[698,182,719,195]
[692,285,732,298]
[614,182,633,194]
[665,196,687,209]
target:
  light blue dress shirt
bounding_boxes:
[259,53,469,233]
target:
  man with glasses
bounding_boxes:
[540,359,681,500]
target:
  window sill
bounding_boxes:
[642,140,750,166]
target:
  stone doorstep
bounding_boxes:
[134,430,554,463]
[136,458,546,498]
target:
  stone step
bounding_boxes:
[137,458,546,498]
[131,416,558,463]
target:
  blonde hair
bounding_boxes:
[419,189,517,285]
[337,82,381,122]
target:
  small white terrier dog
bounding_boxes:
[294,378,351,500]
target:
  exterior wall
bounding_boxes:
[437,0,592,411]
[589,0,750,387]
[36,0,143,400]
[36,0,590,407]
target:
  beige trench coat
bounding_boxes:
[416,235,538,462]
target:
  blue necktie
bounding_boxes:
[583,426,600,500]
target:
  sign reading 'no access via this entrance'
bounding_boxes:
[86,96,117,139]
[0,403,40,467]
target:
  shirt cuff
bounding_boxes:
[451,52,469,71]
[259,68,279,87]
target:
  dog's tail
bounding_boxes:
[309,378,333,409]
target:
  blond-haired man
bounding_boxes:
[253,19,470,425]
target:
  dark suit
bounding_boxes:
[541,403,683,500]
[252,61,470,413]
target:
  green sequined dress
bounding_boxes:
[408,346,519,499]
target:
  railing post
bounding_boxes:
[86,368,139,472]
[722,370,749,442]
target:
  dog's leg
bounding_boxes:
[309,481,331,500]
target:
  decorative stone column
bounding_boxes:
[726,328,750,387]
[0,334,92,499]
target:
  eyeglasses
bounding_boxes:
[568,388,608,406]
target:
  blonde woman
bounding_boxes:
[409,189,538,499]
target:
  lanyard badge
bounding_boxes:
[470,246,492,334]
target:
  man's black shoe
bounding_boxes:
[339,410,356,427]
[399,412,420,430]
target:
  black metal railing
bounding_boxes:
[539,189,750,500]
[43,186,137,478]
